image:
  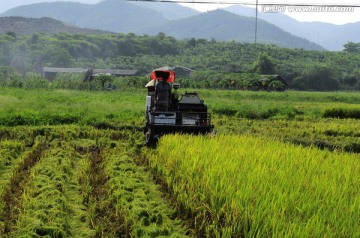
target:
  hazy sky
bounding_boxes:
[0,0,99,14]
[1,0,359,25]
[180,0,360,25]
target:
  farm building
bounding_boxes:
[155,66,194,78]
[43,67,139,81]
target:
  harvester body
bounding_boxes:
[145,70,214,145]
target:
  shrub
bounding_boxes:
[323,108,360,119]
[51,73,83,90]
[23,73,49,89]
[0,66,22,88]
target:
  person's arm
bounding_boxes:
[168,84,172,106]
[155,84,159,100]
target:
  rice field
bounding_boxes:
[0,88,359,237]
[147,134,360,237]
[0,126,188,237]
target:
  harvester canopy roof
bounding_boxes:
[150,70,176,83]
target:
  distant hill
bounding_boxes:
[0,0,100,15]
[137,10,324,50]
[130,1,199,20]
[318,22,360,51]
[0,0,323,50]
[0,16,111,35]
[225,5,360,50]
[0,0,169,33]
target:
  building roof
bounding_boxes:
[156,66,194,72]
[43,67,139,76]
[260,74,288,86]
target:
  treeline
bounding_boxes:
[0,67,288,91]
[1,31,360,91]
[0,67,149,90]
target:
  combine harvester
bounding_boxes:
[144,69,214,145]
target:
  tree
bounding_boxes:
[252,52,276,74]
[343,41,360,53]
[29,32,41,44]
[0,66,22,87]
[341,70,360,90]
[292,65,340,91]
[6,31,16,38]
[186,38,197,48]
[0,42,11,66]
[11,55,26,79]
[45,47,73,67]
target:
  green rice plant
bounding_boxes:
[148,134,360,237]
[215,117,360,153]
[202,89,360,120]
[324,107,360,119]
[0,88,145,127]
[1,88,360,128]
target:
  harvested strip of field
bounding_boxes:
[85,145,123,237]
[0,126,192,237]
[9,139,94,237]
[0,140,26,190]
[0,140,26,234]
[148,134,360,237]
[0,141,46,235]
[105,143,189,237]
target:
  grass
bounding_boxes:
[202,90,360,119]
[1,88,360,127]
[0,88,145,127]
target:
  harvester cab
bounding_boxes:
[144,69,214,146]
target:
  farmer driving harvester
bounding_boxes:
[145,70,176,111]
[155,71,172,111]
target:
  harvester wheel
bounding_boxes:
[145,128,154,146]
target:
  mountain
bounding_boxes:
[0,16,111,35]
[137,10,323,50]
[0,0,100,14]
[0,0,169,33]
[0,0,323,50]
[317,22,360,50]
[130,1,199,20]
[225,5,360,50]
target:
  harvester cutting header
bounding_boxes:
[144,69,214,145]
